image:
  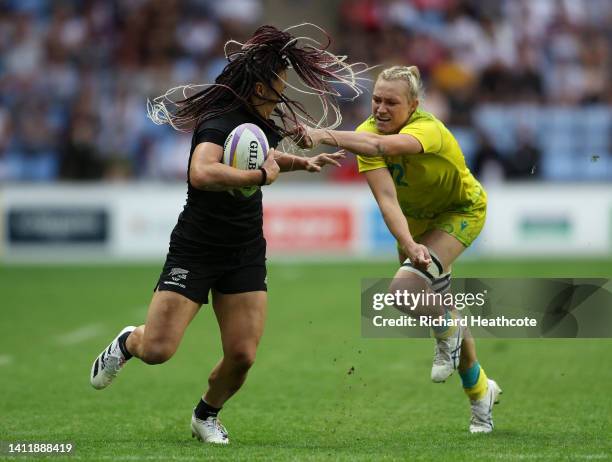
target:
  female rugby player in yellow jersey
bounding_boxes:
[297,65,501,433]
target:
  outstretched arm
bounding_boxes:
[292,127,423,157]
[272,149,344,173]
[364,167,431,269]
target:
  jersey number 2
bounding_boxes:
[388,163,408,187]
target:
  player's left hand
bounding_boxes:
[304,151,345,172]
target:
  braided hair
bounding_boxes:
[148,24,371,140]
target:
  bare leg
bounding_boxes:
[414,229,478,370]
[458,335,477,372]
[126,290,201,364]
[406,231,496,431]
[203,290,267,408]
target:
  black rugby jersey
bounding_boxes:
[168,105,282,257]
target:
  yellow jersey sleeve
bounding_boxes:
[355,116,387,173]
[357,155,387,173]
[399,116,442,154]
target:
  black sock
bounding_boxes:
[194,399,221,420]
[117,331,133,360]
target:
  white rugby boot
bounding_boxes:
[469,379,502,433]
[191,414,229,444]
[431,323,463,382]
[90,326,135,390]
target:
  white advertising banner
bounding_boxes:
[111,184,185,259]
[480,185,611,255]
[0,183,610,261]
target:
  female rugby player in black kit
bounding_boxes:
[89,25,362,444]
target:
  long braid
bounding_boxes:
[147,24,373,141]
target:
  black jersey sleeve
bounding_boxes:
[264,127,283,149]
[193,128,226,147]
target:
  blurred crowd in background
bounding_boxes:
[334,0,611,182]
[1,0,610,183]
[0,0,262,182]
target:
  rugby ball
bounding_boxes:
[223,123,269,197]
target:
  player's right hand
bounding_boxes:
[288,125,317,149]
[262,153,280,185]
[404,243,432,271]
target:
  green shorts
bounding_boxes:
[406,202,487,248]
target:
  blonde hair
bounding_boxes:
[378,65,422,102]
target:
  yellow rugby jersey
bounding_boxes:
[356,108,486,219]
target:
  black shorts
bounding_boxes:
[155,241,267,304]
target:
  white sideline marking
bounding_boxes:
[0,354,13,366]
[56,324,105,346]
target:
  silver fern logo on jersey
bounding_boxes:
[169,268,189,282]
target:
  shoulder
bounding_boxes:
[404,108,439,128]
[195,108,241,134]
[225,107,282,148]
[399,108,444,153]
[194,106,282,148]
[191,109,243,149]
[400,108,444,135]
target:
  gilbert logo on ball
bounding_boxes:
[223,123,269,197]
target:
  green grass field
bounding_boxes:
[1,259,611,461]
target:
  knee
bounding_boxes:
[390,271,429,293]
[388,278,406,296]
[226,347,256,372]
[140,342,176,365]
[388,277,426,305]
